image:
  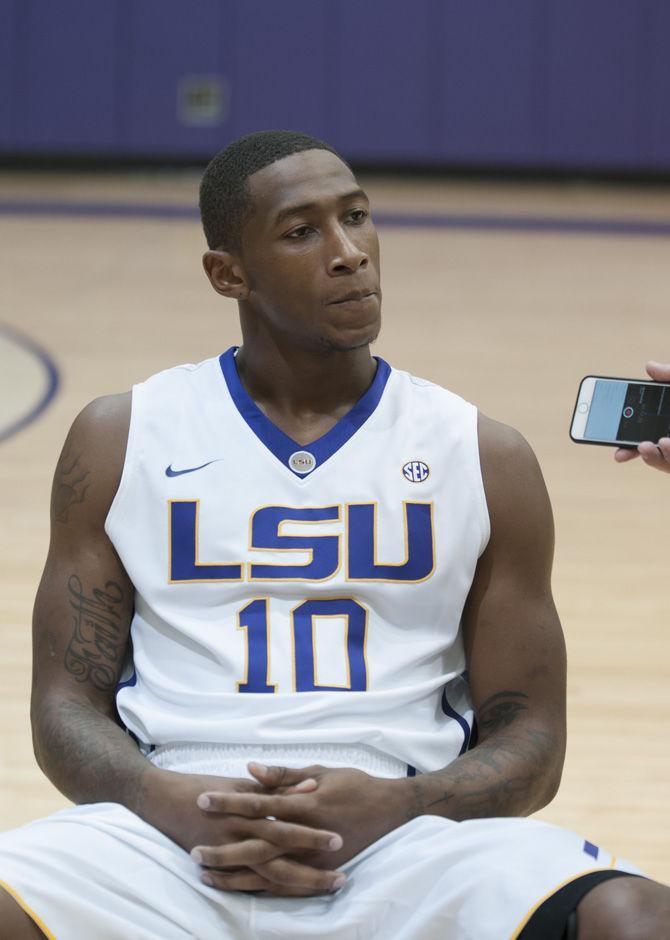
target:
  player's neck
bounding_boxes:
[234,338,377,442]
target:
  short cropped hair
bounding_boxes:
[199,130,345,252]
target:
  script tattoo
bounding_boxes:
[64,575,125,691]
[53,443,90,523]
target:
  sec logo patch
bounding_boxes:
[402,460,430,483]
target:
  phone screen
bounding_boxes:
[584,379,670,443]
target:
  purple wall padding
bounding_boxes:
[232,1,331,142]
[1,0,669,170]
[539,0,644,167]
[0,1,17,146]
[437,0,540,163]
[648,4,670,165]
[13,0,119,149]
[327,0,436,161]
[118,0,230,154]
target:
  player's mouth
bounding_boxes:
[327,290,378,307]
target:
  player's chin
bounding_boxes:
[320,312,382,352]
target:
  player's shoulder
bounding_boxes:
[477,412,536,465]
[136,354,221,394]
[390,364,476,414]
[70,392,132,447]
[389,364,533,463]
[52,392,132,528]
[67,391,132,465]
[66,354,220,457]
[65,354,220,466]
[476,412,550,529]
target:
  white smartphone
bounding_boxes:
[570,375,670,448]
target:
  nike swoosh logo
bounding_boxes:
[165,460,223,477]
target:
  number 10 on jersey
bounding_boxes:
[237,597,368,693]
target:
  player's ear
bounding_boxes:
[202,250,250,301]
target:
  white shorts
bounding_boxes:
[0,745,643,940]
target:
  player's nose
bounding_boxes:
[326,226,369,275]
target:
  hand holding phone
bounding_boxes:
[613,362,670,473]
[570,362,670,473]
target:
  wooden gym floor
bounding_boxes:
[0,169,669,882]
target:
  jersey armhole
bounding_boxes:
[104,383,141,537]
[472,407,491,558]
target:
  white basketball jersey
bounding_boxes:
[106,348,489,775]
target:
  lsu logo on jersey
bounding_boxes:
[167,501,435,694]
[168,501,435,584]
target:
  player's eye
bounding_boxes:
[348,208,368,224]
[285,225,313,239]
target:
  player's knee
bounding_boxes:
[0,888,46,940]
[576,877,670,940]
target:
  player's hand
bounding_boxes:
[145,767,345,895]
[615,361,670,472]
[197,762,408,873]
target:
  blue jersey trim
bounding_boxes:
[583,840,600,860]
[441,686,473,756]
[218,347,392,478]
[116,670,137,693]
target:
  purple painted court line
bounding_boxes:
[0,322,59,444]
[375,211,670,238]
[0,200,198,220]
[1,199,670,238]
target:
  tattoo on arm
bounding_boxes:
[34,696,150,812]
[53,444,90,523]
[413,690,557,819]
[64,575,126,691]
[477,690,529,734]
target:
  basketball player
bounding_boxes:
[1,131,669,939]
[614,361,670,473]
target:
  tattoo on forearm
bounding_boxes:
[421,727,554,816]
[414,690,558,820]
[64,575,125,691]
[34,696,149,812]
[53,444,90,523]
[477,690,529,733]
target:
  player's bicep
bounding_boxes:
[33,538,134,707]
[463,416,566,743]
[32,394,133,714]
